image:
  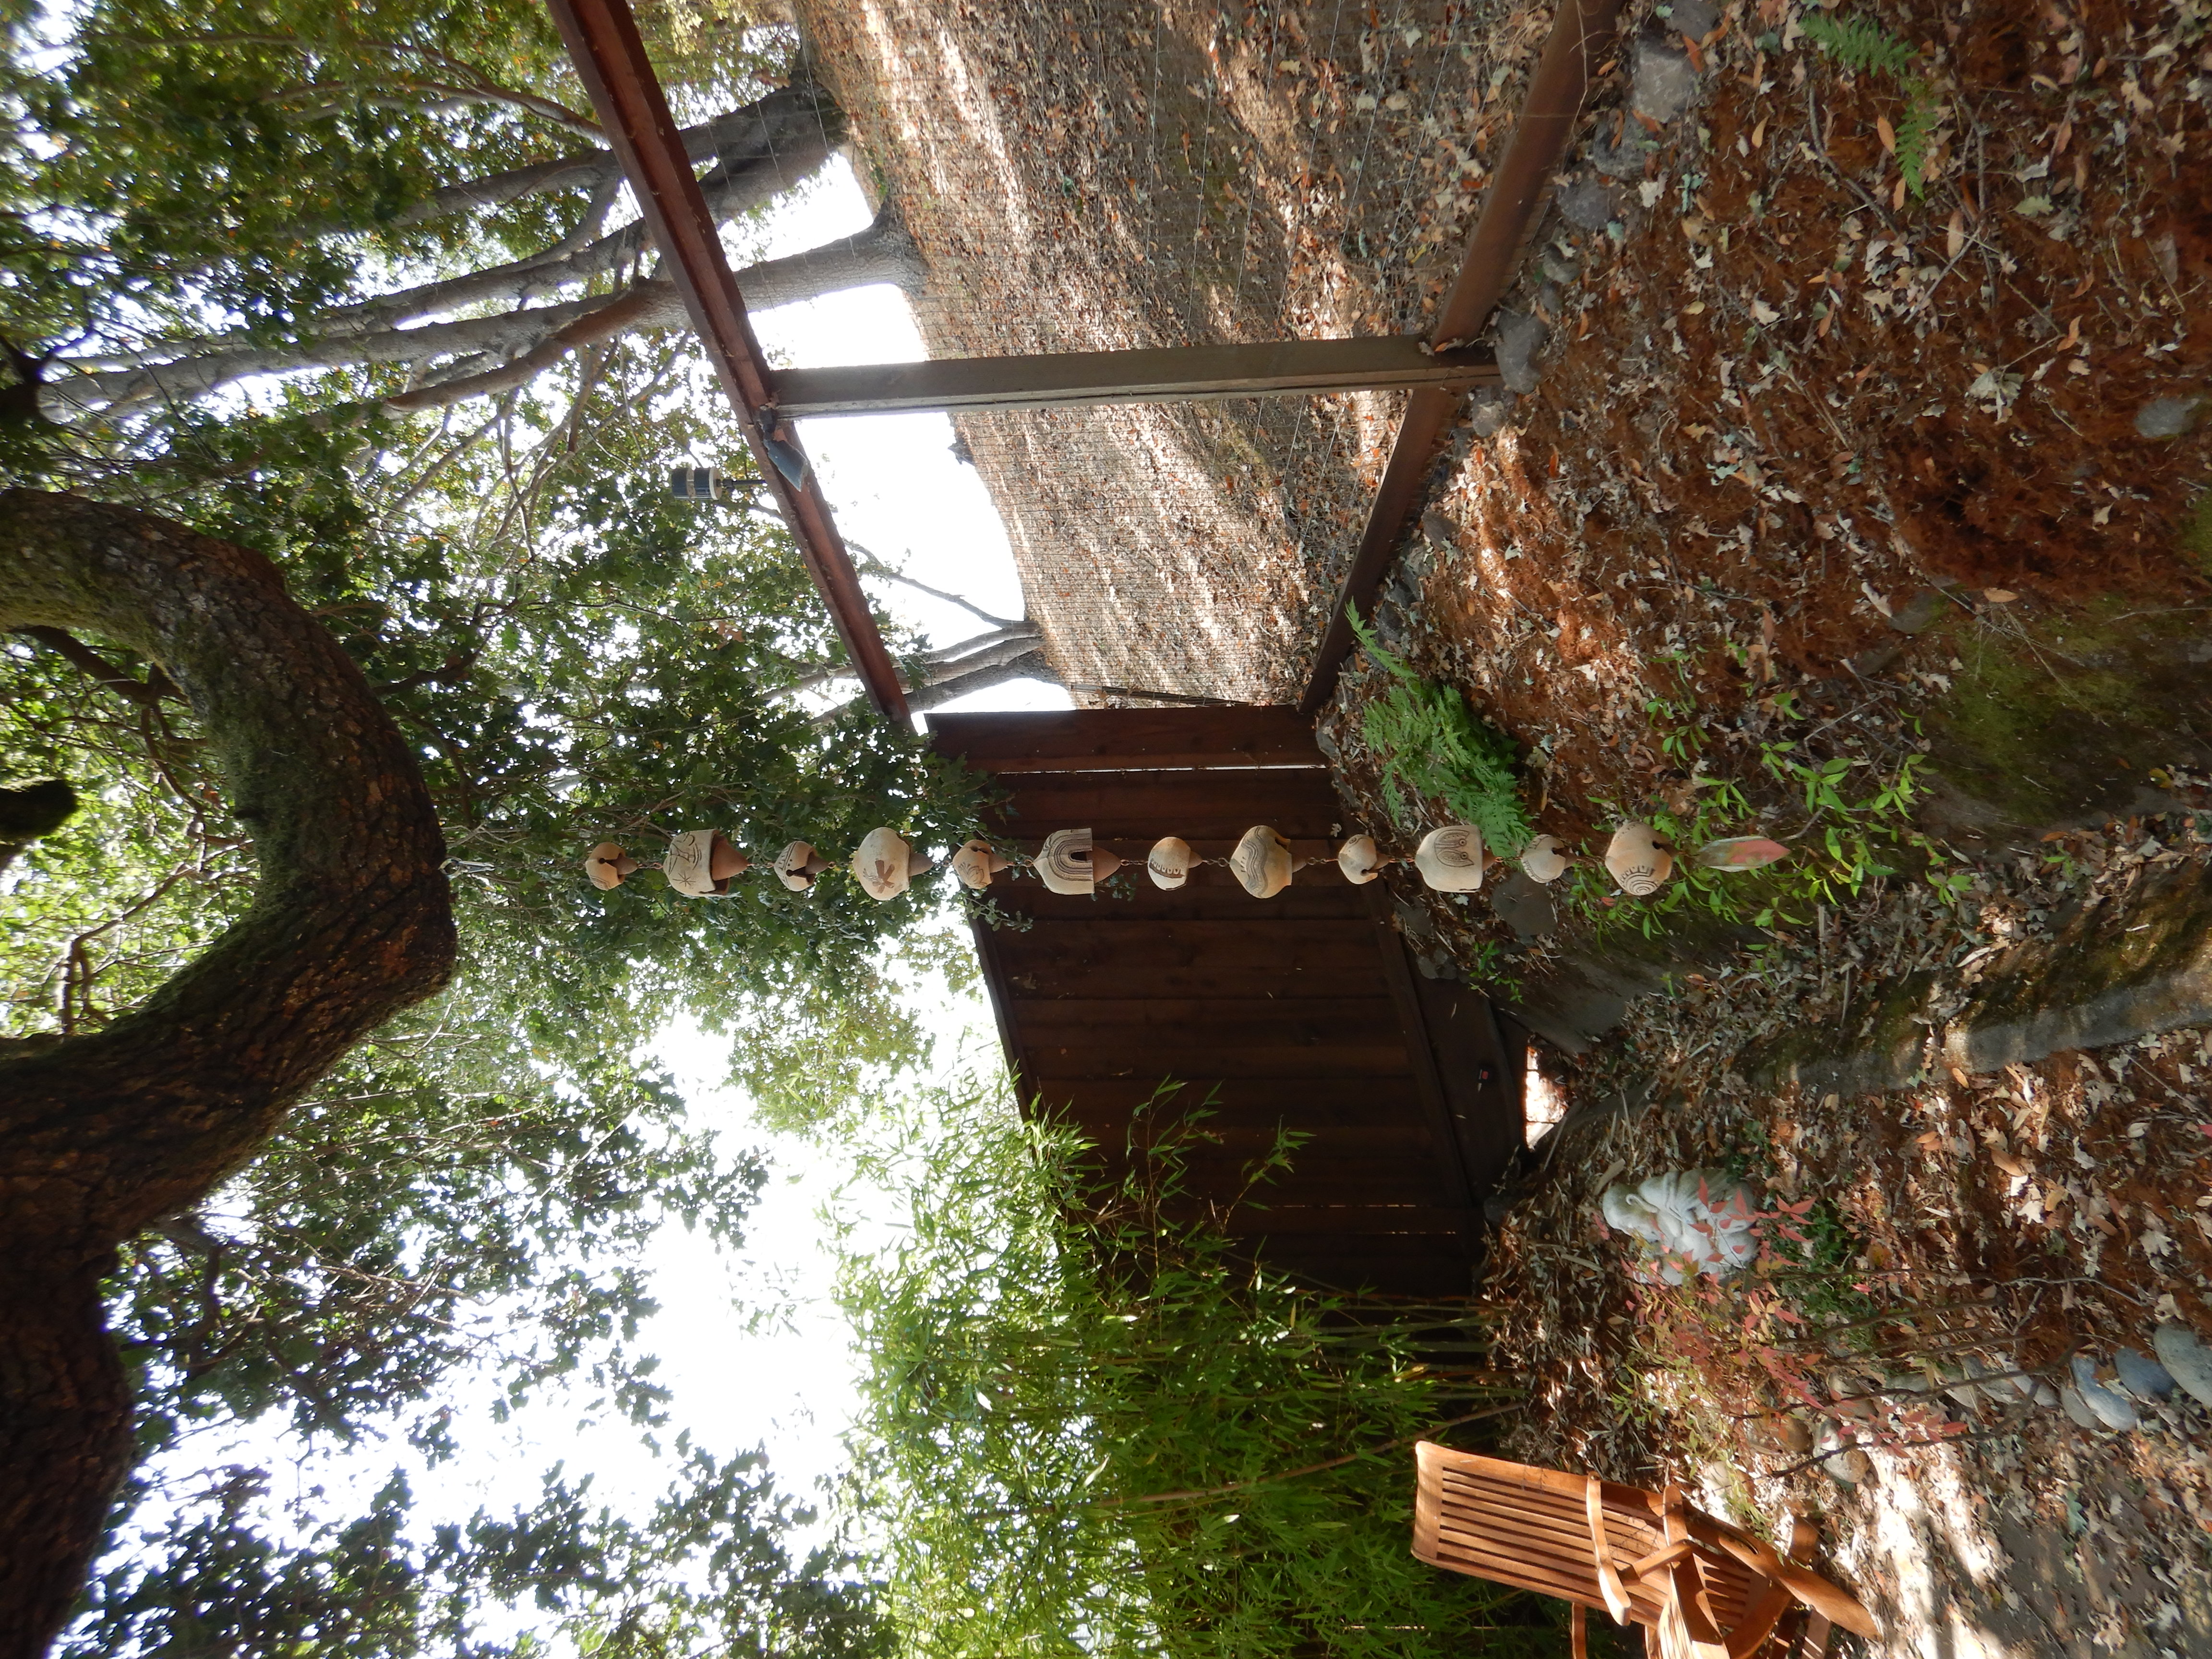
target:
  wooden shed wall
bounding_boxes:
[930,708,1525,1300]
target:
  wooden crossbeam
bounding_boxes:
[766,337,1499,418]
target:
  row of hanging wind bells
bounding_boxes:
[581,821,1791,901]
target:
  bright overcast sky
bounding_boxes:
[453,155,1069,1517]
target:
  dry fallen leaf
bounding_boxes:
[1983,588,2019,603]
[1877,113,1897,155]
[1947,209,1966,260]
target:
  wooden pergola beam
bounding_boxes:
[767,338,1498,418]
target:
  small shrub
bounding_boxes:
[1347,606,1532,855]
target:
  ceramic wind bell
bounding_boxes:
[1517,835,1568,884]
[852,827,934,901]
[582,823,941,904]
[950,838,1013,890]
[774,841,831,890]
[1230,825,1294,899]
[664,829,748,896]
[1335,833,1385,885]
[582,842,640,890]
[1413,825,1485,892]
[1146,835,1195,890]
[1036,828,1122,895]
[1604,823,1673,896]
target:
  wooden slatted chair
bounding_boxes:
[1411,1442,1877,1659]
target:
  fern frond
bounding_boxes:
[1799,12,1915,78]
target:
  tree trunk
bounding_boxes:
[46,212,924,421]
[0,489,455,1658]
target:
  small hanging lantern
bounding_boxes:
[1414,825,1485,892]
[1693,836,1790,871]
[774,840,831,891]
[1605,823,1674,895]
[1038,828,1120,894]
[1336,834,1384,885]
[1518,834,1568,885]
[1231,825,1294,899]
[1146,835,1195,890]
[853,827,921,901]
[666,830,747,897]
[582,842,639,891]
[950,838,1012,890]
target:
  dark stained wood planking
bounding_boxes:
[990,770,1342,841]
[998,878,1369,924]
[932,706,1322,772]
[1028,1041,1414,1081]
[1011,995,1399,1034]
[929,707,1521,1300]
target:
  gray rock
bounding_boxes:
[1313,721,1341,763]
[1558,178,1623,232]
[1591,127,1653,180]
[2114,1347,2176,1403]
[2135,394,2205,438]
[2059,1385,2103,1430]
[1665,0,1720,37]
[1371,595,1414,657]
[1846,640,1904,678]
[1421,509,1458,548]
[1490,870,1558,941]
[2070,1354,2142,1431]
[1494,309,1548,394]
[2153,1322,2212,1409]
[1941,858,2212,1076]
[1886,587,1953,634]
[1632,35,1699,124]
[1467,388,1512,437]
[1541,248,1582,285]
[1393,899,1438,945]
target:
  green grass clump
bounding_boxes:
[1347,605,1532,855]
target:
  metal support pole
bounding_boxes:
[768,338,1498,418]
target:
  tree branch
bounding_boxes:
[19,625,183,708]
[848,538,1024,630]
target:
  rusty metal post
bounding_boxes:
[1298,0,1628,717]
[544,0,910,719]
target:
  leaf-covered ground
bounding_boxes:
[1481,817,2212,1659]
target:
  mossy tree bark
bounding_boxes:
[0,489,455,1657]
